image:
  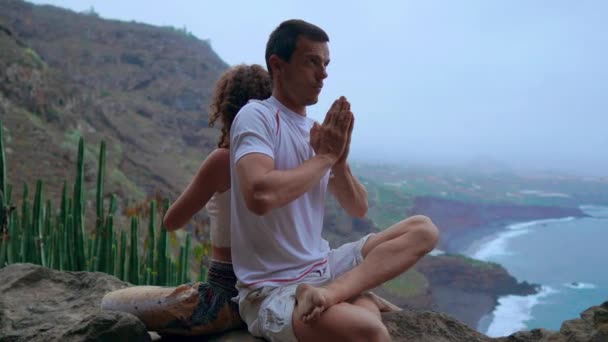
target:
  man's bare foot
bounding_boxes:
[368,292,402,312]
[294,284,332,323]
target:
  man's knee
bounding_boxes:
[407,215,439,254]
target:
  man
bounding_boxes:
[229,19,439,342]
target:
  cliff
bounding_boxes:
[1,264,605,342]
[409,196,588,252]
[1,0,227,203]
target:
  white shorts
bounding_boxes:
[235,234,373,342]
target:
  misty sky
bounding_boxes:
[30,0,608,176]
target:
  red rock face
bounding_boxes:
[409,196,587,251]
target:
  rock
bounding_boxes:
[494,301,608,342]
[0,263,149,342]
[559,301,608,342]
[497,328,562,342]
[61,311,151,342]
[382,310,492,342]
[1,264,606,342]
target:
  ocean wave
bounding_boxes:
[471,216,578,261]
[429,248,445,256]
[472,229,531,261]
[563,282,597,289]
[508,217,575,230]
[580,205,608,218]
[485,286,557,337]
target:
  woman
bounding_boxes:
[101,64,272,336]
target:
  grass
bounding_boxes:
[111,168,146,201]
[23,109,44,129]
[23,48,46,69]
[365,178,413,229]
[382,268,429,298]
[444,254,501,271]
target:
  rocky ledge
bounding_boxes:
[1,264,606,342]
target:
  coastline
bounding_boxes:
[408,196,590,333]
[460,205,608,337]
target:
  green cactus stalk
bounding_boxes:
[72,137,86,270]
[95,219,105,272]
[0,120,7,208]
[167,261,172,286]
[104,214,114,275]
[5,184,11,207]
[57,222,65,271]
[111,226,118,276]
[44,200,51,239]
[59,182,68,270]
[118,230,127,280]
[7,210,16,264]
[20,183,31,263]
[0,121,6,267]
[178,246,185,284]
[108,194,117,215]
[44,200,52,267]
[183,234,191,283]
[86,237,94,271]
[156,199,170,285]
[146,199,156,284]
[93,141,105,267]
[96,141,105,232]
[66,210,74,270]
[33,180,46,266]
[110,234,117,277]
[128,216,140,285]
[0,229,5,268]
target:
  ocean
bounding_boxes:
[464,205,608,337]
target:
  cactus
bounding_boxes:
[72,137,86,270]
[96,142,105,235]
[33,180,45,267]
[128,216,140,284]
[183,234,191,283]
[0,120,7,208]
[146,200,156,284]
[20,183,31,263]
[118,230,127,280]
[156,199,170,285]
[0,135,194,286]
[93,142,106,270]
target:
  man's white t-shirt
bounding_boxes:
[230,96,330,289]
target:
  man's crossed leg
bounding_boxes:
[293,215,439,342]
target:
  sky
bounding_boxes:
[30,0,608,176]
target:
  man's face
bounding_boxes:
[280,37,330,106]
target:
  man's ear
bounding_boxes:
[268,54,282,77]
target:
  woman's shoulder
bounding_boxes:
[205,148,231,192]
[206,148,230,165]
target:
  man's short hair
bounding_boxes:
[265,19,330,78]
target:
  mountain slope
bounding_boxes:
[1,0,227,204]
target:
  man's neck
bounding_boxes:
[272,89,306,116]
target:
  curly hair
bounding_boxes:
[208,64,272,148]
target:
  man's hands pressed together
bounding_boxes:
[310,96,354,168]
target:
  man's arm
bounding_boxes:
[235,98,350,216]
[313,98,368,217]
[328,163,368,218]
[236,153,335,216]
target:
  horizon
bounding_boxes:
[28,0,608,177]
